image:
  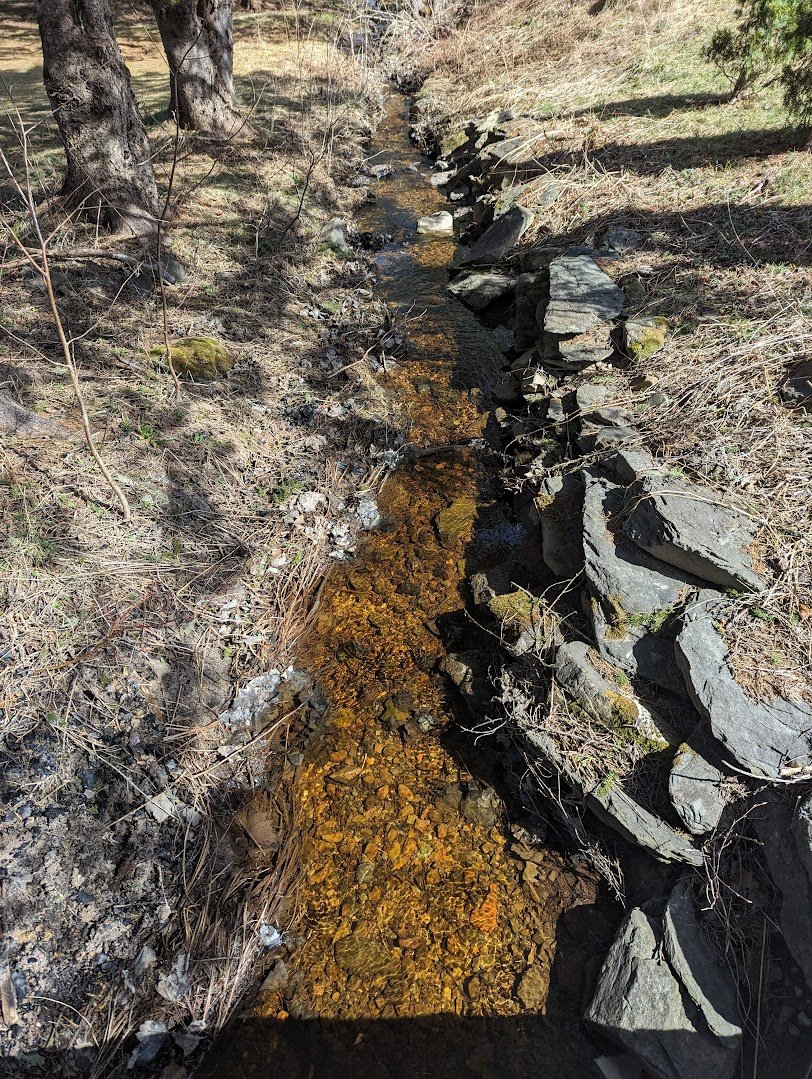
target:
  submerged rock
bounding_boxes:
[623,475,765,592]
[417,210,454,236]
[435,497,477,546]
[675,592,812,779]
[458,204,533,265]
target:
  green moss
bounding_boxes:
[487,590,535,630]
[595,770,620,798]
[440,129,470,158]
[624,316,669,361]
[602,593,629,640]
[149,336,232,380]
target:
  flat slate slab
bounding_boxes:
[663,881,742,1045]
[516,702,702,866]
[458,204,533,266]
[447,271,515,309]
[544,255,624,336]
[624,475,765,592]
[669,733,727,836]
[582,468,699,695]
[675,592,812,779]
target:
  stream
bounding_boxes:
[200,94,611,1079]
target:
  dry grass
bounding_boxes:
[397,0,812,689]
[0,2,400,1071]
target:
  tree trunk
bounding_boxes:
[150,0,245,140]
[36,0,161,238]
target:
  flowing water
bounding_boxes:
[201,95,609,1079]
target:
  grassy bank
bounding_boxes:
[0,3,396,1072]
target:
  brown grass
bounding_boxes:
[396,0,812,689]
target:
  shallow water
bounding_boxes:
[201,94,606,1079]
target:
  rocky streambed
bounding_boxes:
[202,92,812,1079]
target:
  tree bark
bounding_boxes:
[150,0,246,140]
[36,0,161,238]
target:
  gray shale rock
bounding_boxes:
[751,790,812,987]
[663,880,742,1046]
[624,475,765,592]
[545,255,624,336]
[458,204,533,266]
[587,785,703,866]
[582,468,698,695]
[516,701,701,865]
[612,445,660,485]
[0,394,65,438]
[780,360,812,411]
[586,903,740,1079]
[536,472,585,578]
[669,734,727,836]
[447,271,515,310]
[542,325,615,370]
[675,592,812,779]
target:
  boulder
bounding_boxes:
[674,593,812,779]
[417,210,454,236]
[512,272,547,338]
[582,469,698,695]
[428,170,454,187]
[623,316,669,361]
[458,205,533,266]
[517,707,702,865]
[320,217,350,254]
[447,271,515,310]
[534,472,585,578]
[586,905,740,1079]
[555,641,665,740]
[751,791,812,987]
[544,255,624,337]
[611,446,660,485]
[587,784,703,865]
[578,424,637,455]
[669,735,727,836]
[576,383,633,427]
[623,475,765,592]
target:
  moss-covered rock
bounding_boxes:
[487,589,535,630]
[150,336,232,380]
[623,316,669,361]
[440,128,471,159]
